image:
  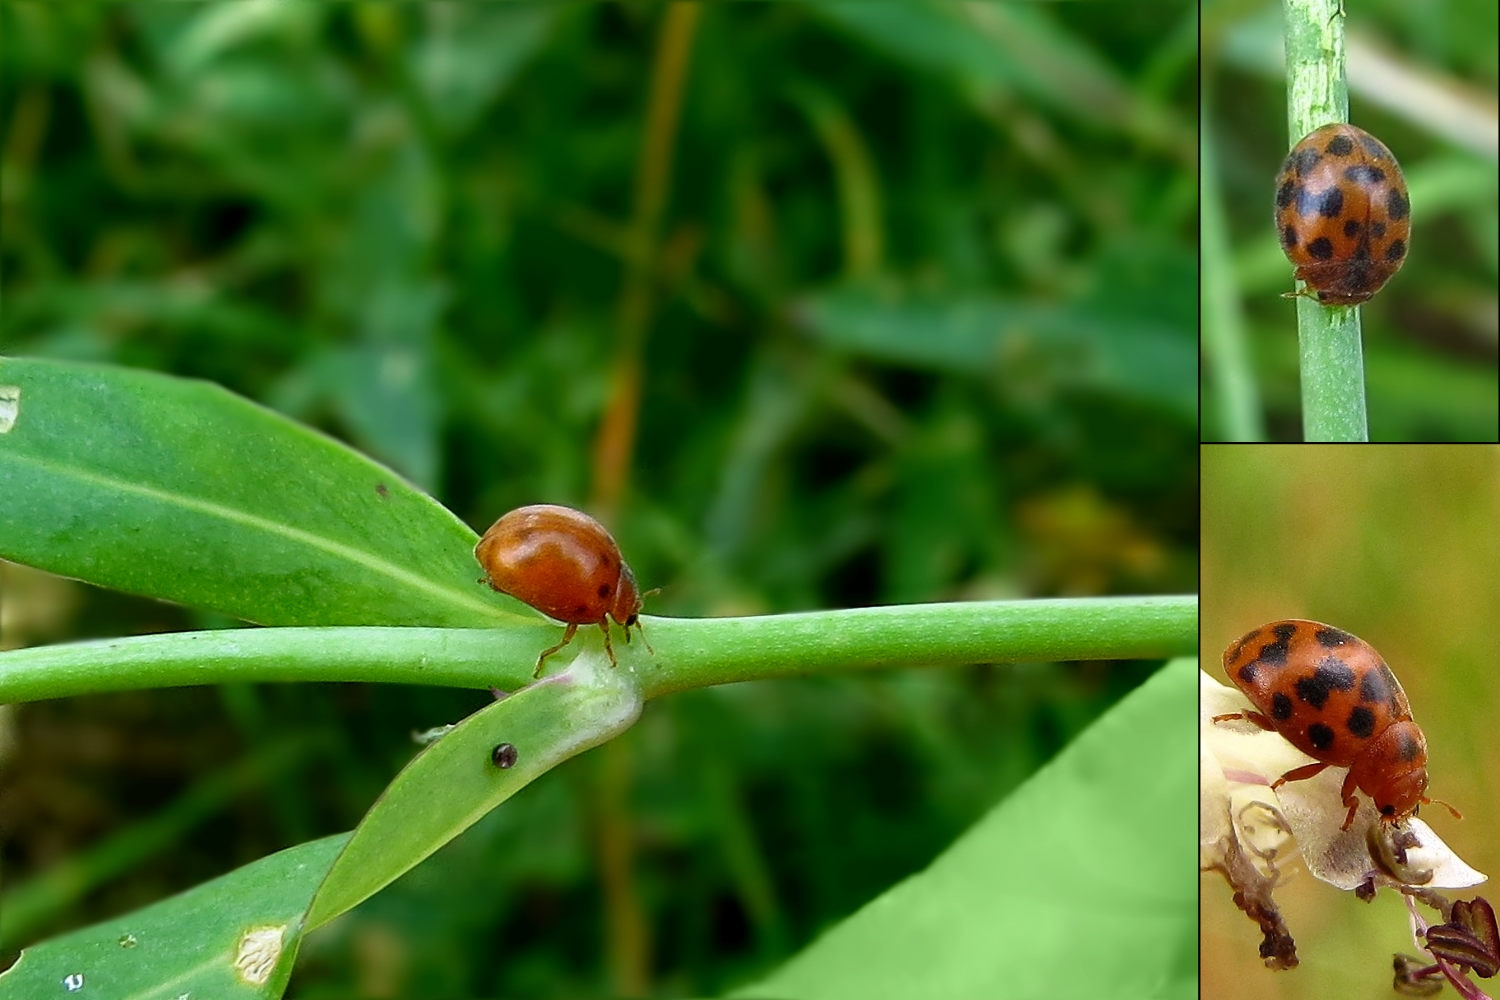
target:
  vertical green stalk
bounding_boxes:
[1296,296,1367,441]
[1282,0,1368,442]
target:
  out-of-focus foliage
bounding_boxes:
[0,2,1197,995]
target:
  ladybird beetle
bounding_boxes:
[1214,620,1456,831]
[475,504,646,676]
[1274,123,1410,306]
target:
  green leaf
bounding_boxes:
[735,656,1198,1000]
[0,356,522,628]
[306,651,643,929]
[0,834,349,1000]
[406,2,557,134]
[795,286,1197,419]
[0,653,643,998]
[813,1,1175,145]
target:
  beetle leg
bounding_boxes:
[1338,770,1362,830]
[616,619,656,656]
[534,623,579,678]
[1211,710,1276,731]
[599,621,618,668]
[1270,760,1332,790]
[1269,762,1364,830]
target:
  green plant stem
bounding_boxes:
[1297,299,1368,440]
[0,595,1198,704]
[1282,0,1367,441]
[641,595,1197,698]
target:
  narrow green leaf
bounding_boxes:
[305,652,643,929]
[0,356,522,628]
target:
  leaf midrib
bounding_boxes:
[4,449,498,618]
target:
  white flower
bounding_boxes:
[1200,669,1487,976]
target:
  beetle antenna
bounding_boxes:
[1422,796,1463,821]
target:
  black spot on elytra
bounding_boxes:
[1276,179,1297,209]
[1295,658,1356,709]
[1281,224,1299,250]
[1306,236,1335,260]
[1359,667,1392,705]
[1268,623,1298,649]
[1344,164,1386,186]
[597,582,612,599]
[1347,706,1377,739]
[1356,134,1390,159]
[1314,627,1356,648]
[1325,134,1355,157]
[1308,722,1336,751]
[1343,220,1362,238]
[1290,147,1322,174]
[1271,692,1294,721]
[1387,189,1410,220]
[1385,239,1406,262]
[1303,186,1345,219]
[1240,626,1294,684]
[1370,221,1387,238]
[1398,729,1422,762]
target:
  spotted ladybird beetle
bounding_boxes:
[475,504,646,676]
[1215,620,1456,831]
[1274,123,1410,306]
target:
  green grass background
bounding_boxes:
[1,3,1197,996]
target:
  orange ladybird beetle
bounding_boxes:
[1274,123,1410,306]
[475,504,646,676]
[1215,620,1458,831]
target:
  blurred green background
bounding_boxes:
[1,3,1197,996]
[1202,445,1500,998]
[1200,0,1499,441]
